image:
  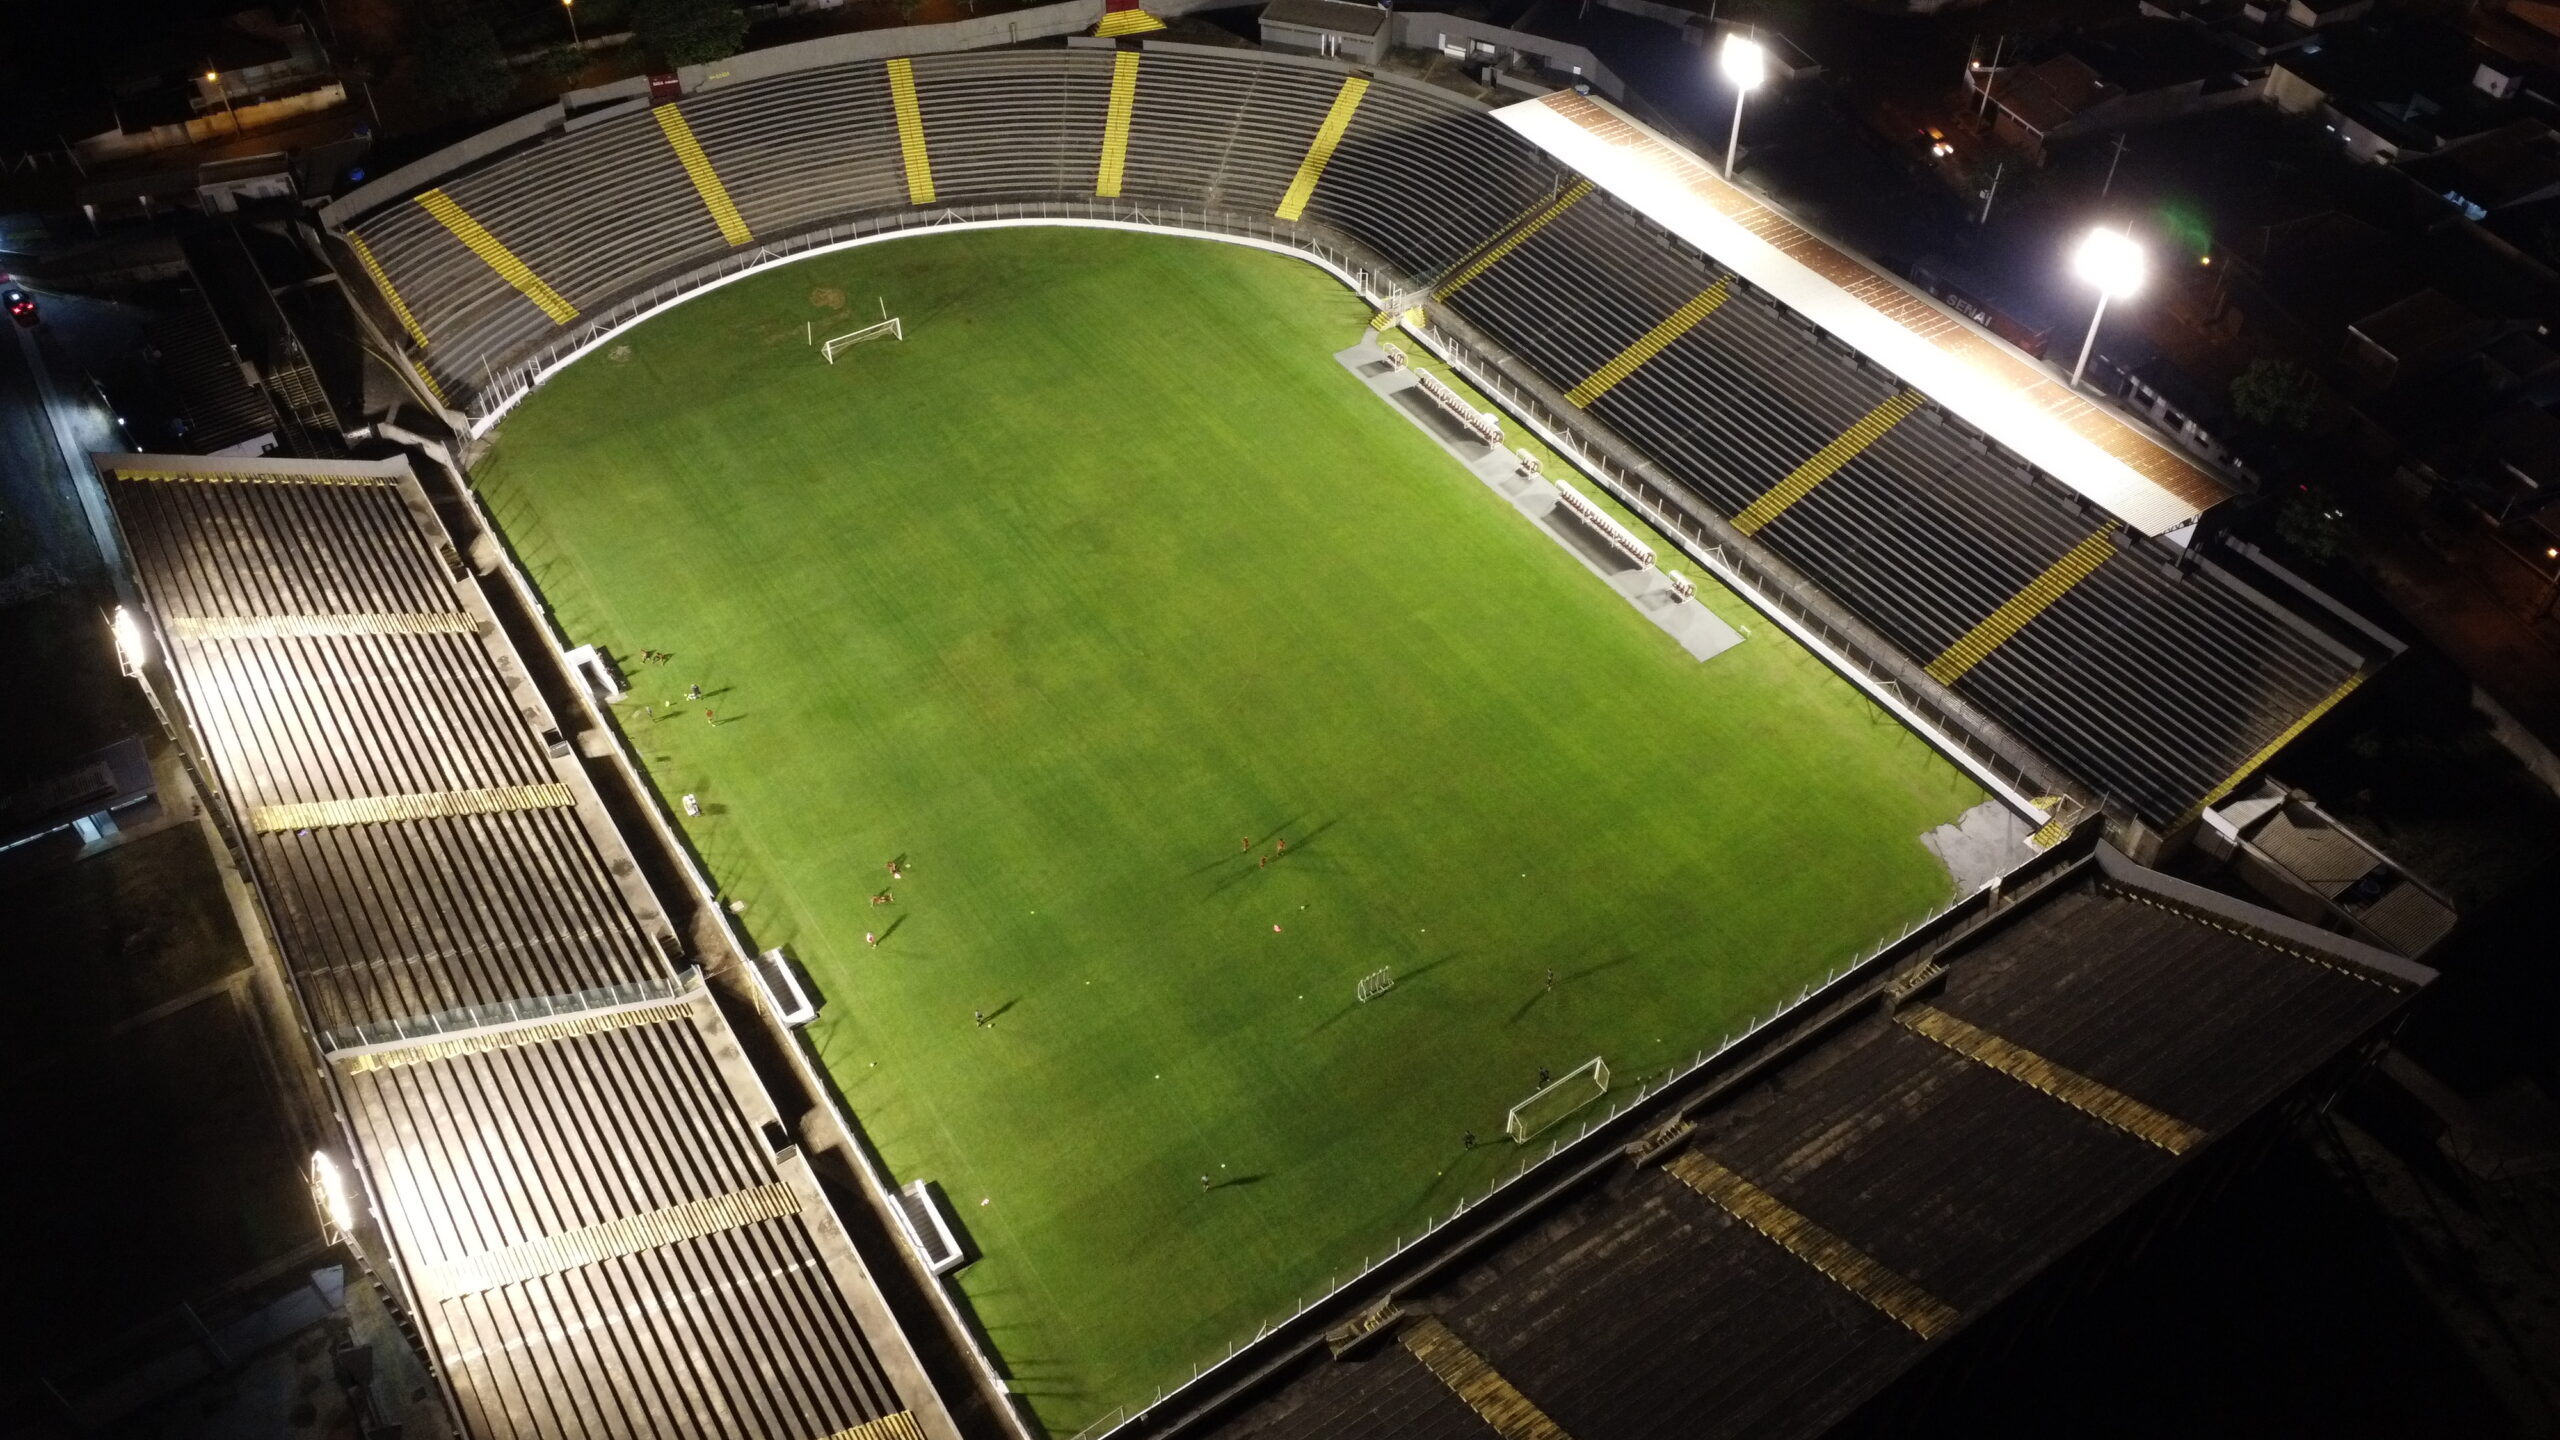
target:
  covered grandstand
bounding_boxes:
[323,39,2379,840]
[101,452,955,1440]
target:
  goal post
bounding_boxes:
[1504,1056,1609,1144]
[822,317,903,363]
[1355,966,1394,1003]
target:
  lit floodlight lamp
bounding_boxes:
[1719,33,1768,89]
[1718,34,1768,180]
[2073,227,2146,297]
[2069,227,2146,388]
[111,605,146,676]
[312,1150,355,1234]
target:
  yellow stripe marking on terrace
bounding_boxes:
[1432,180,1592,301]
[887,59,936,204]
[338,1002,692,1073]
[1276,77,1370,221]
[1924,527,2118,685]
[437,1181,800,1293]
[415,189,578,324]
[1732,389,1924,535]
[653,103,754,246]
[821,1413,928,1440]
[170,612,477,641]
[2175,671,2368,826]
[1663,1150,1959,1339]
[251,782,574,833]
[1565,278,1731,407]
[1897,1004,2205,1153]
[409,358,448,407]
[344,231,430,349]
[1095,50,1141,198]
[1399,1317,1573,1440]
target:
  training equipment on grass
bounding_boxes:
[822,317,904,362]
[1506,1057,1609,1143]
[1355,966,1395,1002]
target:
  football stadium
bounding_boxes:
[89,21,2434,1440]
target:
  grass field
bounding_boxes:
[473,228,1985,1433]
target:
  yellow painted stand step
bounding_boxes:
[344,230,429,349]
[1732,389,1924,535]
[415,189,578,324]
[1096,51,1141,198]
[1433,180,1592,301]
[1663,1150,1959,1338]
[653,104,753,246]
[1925,526,2117,685]
[887,59,936,205]
[1897,1004,2205,1153]
[1565,278,1731,408]
[1276,77,1369,221]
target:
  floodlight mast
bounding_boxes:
[2070,228,2145,389]
[1720,34,1767,181]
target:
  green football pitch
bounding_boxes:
[472,227,1984,1433]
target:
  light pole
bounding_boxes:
[2071,227,2145,389]
[564,0,581,46]
[1719,33,1767,181]
[204,71,240,134]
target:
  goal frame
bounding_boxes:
[822,316,904,363]
[1504,1056,1609,1144]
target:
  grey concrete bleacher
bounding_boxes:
[103,455,946,1440]
[108,471,673,1035]
[344,993,908,1440]
[1431,192,2355,820]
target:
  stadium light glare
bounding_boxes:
[111,605,146,675]
[1718,35,1768,180]
[313,1150,354,1233]
[2069,228,2145,388]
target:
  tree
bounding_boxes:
[2230,358,2324,432]
[633,0,748,66]
[412,16,515,117]
[2275,487,2350,565]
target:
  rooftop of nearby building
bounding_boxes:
[1258,0,1389,36]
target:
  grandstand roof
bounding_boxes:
[100,452,952,1440]
[1492,90,2236,538]
[1176,843,2428,1440]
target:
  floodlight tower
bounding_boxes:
[2070,227,2145,389]
[1719,34,1767,181]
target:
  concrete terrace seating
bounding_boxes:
[1431,193,2353,818]
[343,1000,907,1440]
[334,44,2361,824]
[108,459,935,1440]
[110,474,670,1036]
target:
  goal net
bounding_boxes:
[822,317,903,363]
[1355,966,1394,1003]
[1505,1056,1609,1144]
